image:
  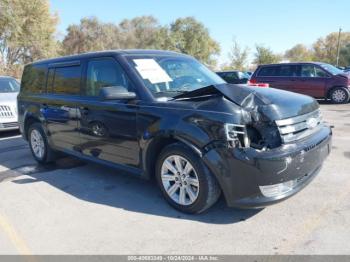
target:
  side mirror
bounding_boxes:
[99,86,136,100]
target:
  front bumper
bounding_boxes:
[203,125,332,208]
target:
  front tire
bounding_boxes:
[330,87,350,104]
[28,123,56,164]
[156,143,221,214]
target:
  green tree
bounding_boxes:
[339,43,350,66]
[118,16,162,49]
[312,31,350,65]
[169,17,220,65]
[62,17,121,55]
[285,44,313,62]
[0,0,58,77]
[226,38,249,71]
[253,44,281,65]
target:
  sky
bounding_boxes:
[50,0,349,64]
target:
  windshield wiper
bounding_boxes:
[171,85,218,101]
[155,90,189,94]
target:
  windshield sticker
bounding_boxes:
[133,59,173,84]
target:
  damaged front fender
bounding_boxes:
[202,124,332,208]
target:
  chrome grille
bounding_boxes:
[1,122,18,128]
[275,110,322,143]
[0,105,14,118]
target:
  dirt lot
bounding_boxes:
[0,102,349,255]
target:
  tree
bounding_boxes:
[169,17,220,65]
[118,16,162,49]
[312,32,350,65]
[0,0,58,76]
[227,38,249,71]
[253,44,281,65]
[62,16,168,55]
[339,43,350,66]
[285,44,313,62]
[62,17,121,55]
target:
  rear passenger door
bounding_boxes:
[77,57,140,169]
[44,62,81,151]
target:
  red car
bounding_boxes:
[250,62,350,104]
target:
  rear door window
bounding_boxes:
[257,66,280,77]
[52,66,82,95]
[279,65,298,77]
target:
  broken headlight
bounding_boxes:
[225,123,250,148]
[225,123,268,149]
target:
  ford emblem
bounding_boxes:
[306,118,318,129]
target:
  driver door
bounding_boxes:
[77,57,140,169]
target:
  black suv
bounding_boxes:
[18,50,332,213]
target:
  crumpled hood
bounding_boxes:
[0,92,18,105]
[175,84,319,121]
[214,84,319,120]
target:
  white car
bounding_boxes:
[0,76,20,131]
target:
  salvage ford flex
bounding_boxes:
[18,50,332,213]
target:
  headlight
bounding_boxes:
[224,123,250,148]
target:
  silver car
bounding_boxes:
[0,76,20,131]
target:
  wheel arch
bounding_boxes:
[142,134,203,180]
[23,115,42,140]
[326,86,350,99]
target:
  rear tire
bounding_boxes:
[28,123,57,164]
[329,87,350,104]
[156,143,221,214]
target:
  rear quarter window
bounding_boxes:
[21,64,47,94]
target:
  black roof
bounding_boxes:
[31,49,188,66]
[258,62,326,67]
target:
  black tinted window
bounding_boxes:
[315,67,328,77]
[301,65,329,78]
[46,68,55,93]
[257,66,279,76]
[279,65,298,76]
[86,58,131,96]
[21,64,47,93]
[226,72,239,80]
[52,66,81,95]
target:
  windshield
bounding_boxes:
[0,78,20,93]
[319,63,343,75]
[127,55,225,97]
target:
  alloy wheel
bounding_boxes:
[30,129,45,159]
[332,89,346,103]
[161,155,200,206]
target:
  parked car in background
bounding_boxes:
[245,71,253,77]
[250,62,350,104]
[18,50,332,213]
[216,70,250,84]
[0,76,20,131]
